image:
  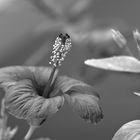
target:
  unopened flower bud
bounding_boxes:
[111,29,127,48]
[133,29,140,40]
[133,29,140,52]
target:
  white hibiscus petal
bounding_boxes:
[85,56,140,73]
[112,120,140,140]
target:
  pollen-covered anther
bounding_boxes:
[49,33,72,67]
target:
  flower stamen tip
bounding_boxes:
[49,33,72,67]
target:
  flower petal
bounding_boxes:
[112,120,140,140]
[85,56,140,73]
[27,95,64,126]
[0,66,58,83]
[4,79,64,126]
[55,76,103,123]
[0,66,58,96]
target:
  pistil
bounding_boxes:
[43,33,72,98]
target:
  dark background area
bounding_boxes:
[0,0,140,140]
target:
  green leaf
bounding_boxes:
[112,120,140,140]
[56,76,103,124]
[85,56,140,73]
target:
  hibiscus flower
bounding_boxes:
[0,33,103,128]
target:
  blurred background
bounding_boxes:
[0,0,140,140]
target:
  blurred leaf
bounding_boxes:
[29,0,61,18]
[3,126,18,140]
[56,76,103,124]
[0,0,16,10]
[69,0,90,16]
[34,138,51,140]
[0,99,18,140]
[85,56,140,73]
[0,0,33,12]
[133,92,140,96]
[112,120,140,140]
[34,19,63,34]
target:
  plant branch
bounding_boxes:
[0,99,8,140]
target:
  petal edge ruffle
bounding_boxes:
[56,76,103,123]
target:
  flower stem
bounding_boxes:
[23,126,37,140]
[1,99,5,117]
[0,99,8,140]
[43,65,57,98]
